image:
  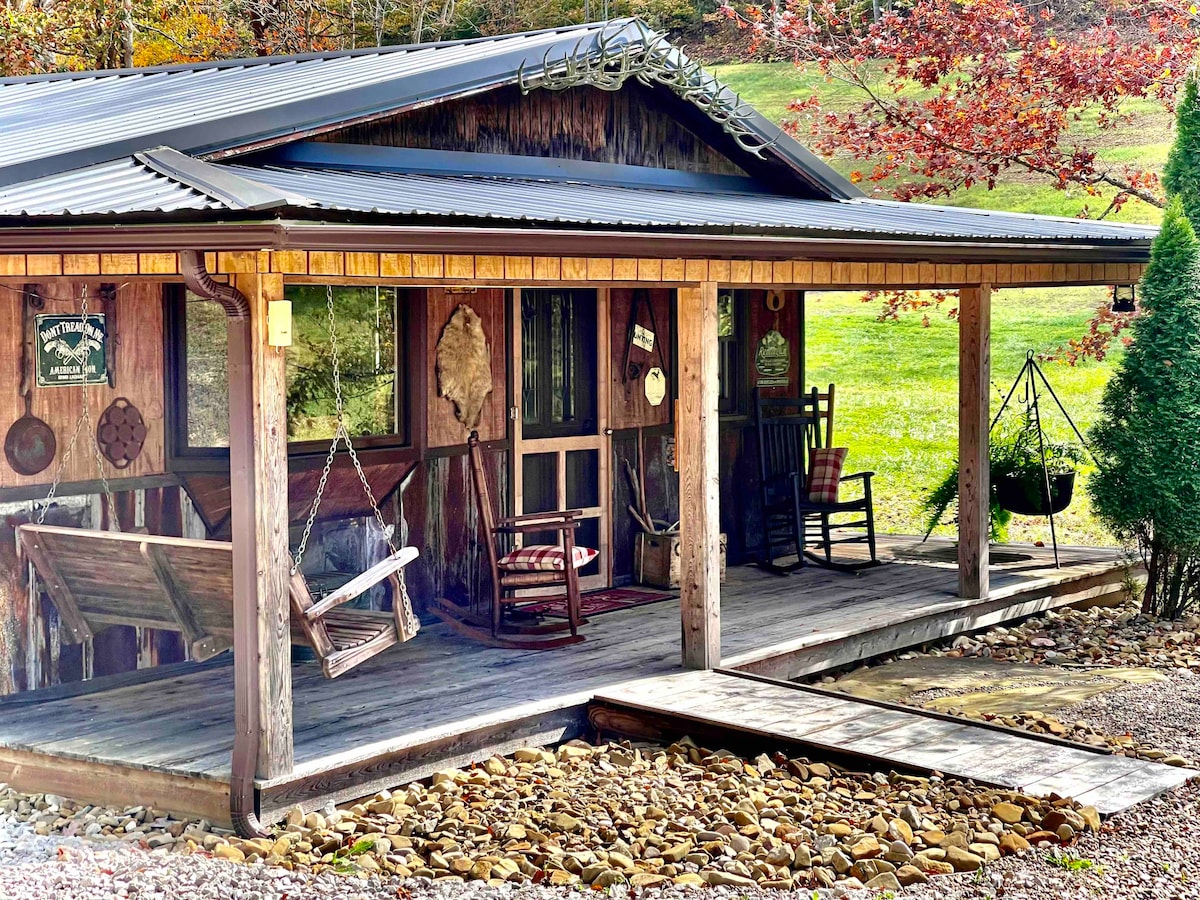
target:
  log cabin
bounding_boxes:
[0,19,1155,832]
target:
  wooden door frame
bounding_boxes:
[510,287,613,588]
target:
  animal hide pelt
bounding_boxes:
[436,305,493,432]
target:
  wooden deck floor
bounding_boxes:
[595,670,1195,815]
[0,536,1132,824]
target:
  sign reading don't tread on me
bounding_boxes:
[35,314,108,387]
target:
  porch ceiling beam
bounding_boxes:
[958,284,992,600]
[0,222,1153,264]
[677,281,722,669]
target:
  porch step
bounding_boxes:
[592,670,1195,816]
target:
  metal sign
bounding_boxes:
[35,314,108,387]
[755,328,791,387]
[632,324,655,353]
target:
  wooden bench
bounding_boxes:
[17,524,420,679]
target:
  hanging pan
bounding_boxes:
[4,289,56,477]
[5,392,56,476]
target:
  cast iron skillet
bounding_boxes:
[5,391,56,477]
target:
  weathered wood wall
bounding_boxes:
[319,83,748,177]
[0,282,167,491]
[609,288,673,432]
[0,485,199,694]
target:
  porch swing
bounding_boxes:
[17,286,421,679]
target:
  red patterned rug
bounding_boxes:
[520,587,676,618]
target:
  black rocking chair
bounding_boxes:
[754,388,879,572]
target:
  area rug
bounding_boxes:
[519,587,676,619]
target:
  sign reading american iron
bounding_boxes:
[35,314,108,387]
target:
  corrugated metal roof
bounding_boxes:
[0,22,645,186]
[0,157,220,215]
[219,164,1157,244]
[0,20,855,200]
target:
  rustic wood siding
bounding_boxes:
[426,288,508,449]
[609,288,674,431]
[318,83,749,176]
[0,282,167,491]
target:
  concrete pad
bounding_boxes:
[830,655,1163,716]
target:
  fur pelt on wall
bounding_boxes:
[436,304,493,432]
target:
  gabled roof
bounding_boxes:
[0,19,855,199]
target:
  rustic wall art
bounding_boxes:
[435,304,493,431]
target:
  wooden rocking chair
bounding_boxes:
[430,432,592,649]
[755,387,879,573]
[17,524,420,679]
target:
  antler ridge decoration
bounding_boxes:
[518,23,778,158]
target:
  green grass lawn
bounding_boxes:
[807,287,1118,546]
[709,61,1171,546]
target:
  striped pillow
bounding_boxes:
[809,447,848,504]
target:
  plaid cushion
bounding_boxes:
[498,544,599,572]
[809,447,848,504]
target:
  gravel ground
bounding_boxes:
[1,783,1197,900]
[2,600,1198,898]
[1058,669,1200,763]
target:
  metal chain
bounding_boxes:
[293,286,397,574]
[37,287,120,530]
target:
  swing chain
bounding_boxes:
[292,287,397,574]
[36,287,119,529]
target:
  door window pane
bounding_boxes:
[521,290,597,439]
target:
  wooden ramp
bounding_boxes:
[594,670,1195,816]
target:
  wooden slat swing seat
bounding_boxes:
[17,525,420,678]
[18,284,421,679]
[755,386,879,573]
[430,431,592,649]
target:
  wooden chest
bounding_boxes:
[635,532,727,589]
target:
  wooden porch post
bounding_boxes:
[958,284,991,600]
[227,272,293,803]
[678,281,721,669]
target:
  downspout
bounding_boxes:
[179,250,264,838]
[180,249,250,317]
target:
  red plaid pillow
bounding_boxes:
[809,447,848,504]
[498,544,599,572]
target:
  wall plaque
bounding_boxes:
[644,366,667,407]
[35,314,108,387]
[755,328,791,388]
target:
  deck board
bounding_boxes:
[594,671,1196,816]
[0,536,1150,822]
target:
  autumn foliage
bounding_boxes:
[732,0,1198,215]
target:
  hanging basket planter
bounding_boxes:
[995,471,1076,517]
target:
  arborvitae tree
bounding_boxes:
[1088,197,1200,618]
[1163,72,1200,230]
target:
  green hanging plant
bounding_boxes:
[922,409,1084,542]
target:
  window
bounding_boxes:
[520,289,598,439]
[178,285,406,453]
[718,290,748,416]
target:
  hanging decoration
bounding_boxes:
[621,289,670,403]
[436,304,493,431]
[643,367,667,407]
[35,313,108,387]
[5,288,55,477]
[96,398,147,469]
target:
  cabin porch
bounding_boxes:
[0,536,1129,827]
